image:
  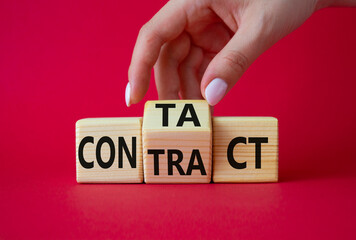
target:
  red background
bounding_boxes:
[1,0,356,239]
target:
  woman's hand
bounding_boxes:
[126,0,352,106]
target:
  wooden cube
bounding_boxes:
[76,118,143,183]
[213,117,278,182]
[142,100,212,183]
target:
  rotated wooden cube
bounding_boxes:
[213,117,278,182]
[142,100,212,183]
[76,118,143,183]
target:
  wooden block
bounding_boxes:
[76,118,143,183]
[213,117,278,182]
[142,100,212,183]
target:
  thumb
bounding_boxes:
[201,26,267,106]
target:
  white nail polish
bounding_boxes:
[125,82,131,107]
[205,78,228,106]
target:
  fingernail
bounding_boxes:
[205,78,228,106]
[125,82,131,107]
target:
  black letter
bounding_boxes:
[177,104,201,127]
[147,149,165,175]
[227,137,247,169]
[78,136,94,169]
[167,149,185,175]
[248,137,268,169]
[118,137,136,168]
[186,149,206,175]
[96,137,115,169]
[155,103,176,126]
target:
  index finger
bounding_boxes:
[127,0,188,105]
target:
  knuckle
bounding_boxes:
[138,24,148,37]
[222,50,249,74]
[139,22,151,35]
[139,23,162,45]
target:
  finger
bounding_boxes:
[154,33,190,100]
[201,23,268,106]
[127,1,188,106]
[198,52,215,83]
[178,45,204,99]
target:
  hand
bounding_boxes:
[126,0,353,107]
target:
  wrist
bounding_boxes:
[316,0,356,10]
[315,0,334,10]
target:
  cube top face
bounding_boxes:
[212,117,278,123]
[76,117,141,127]
[213,117,278,183]
[76,117,143,183]
[142,100,212,183]
[143,100,211,131]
